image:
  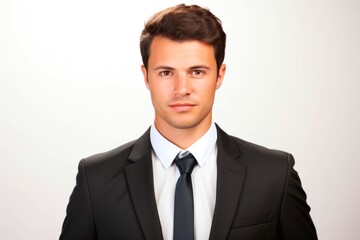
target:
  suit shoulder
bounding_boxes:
[226,134,295,182]
[216,124,290,161]
[226,133,294,168]
[234,136,289,158]
[81,139,136,169]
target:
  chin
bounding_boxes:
[168,119,206,130]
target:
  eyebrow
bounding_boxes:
[153,65,210,71]
[153,66,175,71]
[189,65,210,70]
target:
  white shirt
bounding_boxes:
[150,123,218,240]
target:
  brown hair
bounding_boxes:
[140,4,226,69]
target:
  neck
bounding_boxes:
[154,119,212,150]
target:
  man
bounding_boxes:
[60,4,317,240]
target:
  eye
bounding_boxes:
[159,70,172,76]
[191,69,205,76]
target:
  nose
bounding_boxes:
[173,74,191,97]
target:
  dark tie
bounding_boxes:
[174,153,197,240]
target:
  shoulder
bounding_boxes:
[217,125,296,194]
[82,140,136,167]
[232,135,294,171]
[233,136,292,161]
[216,124,294,169]
[75,140,137,182]
[80,127,152,171]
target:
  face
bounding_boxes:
[141,36,226,135]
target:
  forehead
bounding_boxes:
[148,36,216,67]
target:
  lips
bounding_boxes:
[169,103,196,112]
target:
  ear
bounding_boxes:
[216,64,226,90]
[141,65,150,90]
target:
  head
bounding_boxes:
[140,4,227,146]
[140,4,226,70]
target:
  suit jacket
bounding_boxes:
[60,125,317,240]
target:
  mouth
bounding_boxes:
[169,103,196,112]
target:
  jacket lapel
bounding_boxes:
[124,129,163,240]
[209,125,246,240]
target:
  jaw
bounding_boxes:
[153,108,213,149]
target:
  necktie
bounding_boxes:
[174,153,197,240]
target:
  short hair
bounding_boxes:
[140,4,226,69]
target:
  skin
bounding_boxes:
[141,36,226,149]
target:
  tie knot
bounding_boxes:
[175,153,197,175]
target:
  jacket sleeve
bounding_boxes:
[279,154,318,239]
[59,159,97,240]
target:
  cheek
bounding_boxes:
[201,84,217,103]
[150,82,169,101]
[197,81,217,94]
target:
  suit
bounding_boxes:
[60,124,317,239]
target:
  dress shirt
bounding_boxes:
[150,123,218,240]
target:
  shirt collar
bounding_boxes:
[150,122,217,168]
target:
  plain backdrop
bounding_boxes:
[1,0,359,239]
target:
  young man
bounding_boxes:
[60,4,317,240]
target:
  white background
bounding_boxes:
[1,0,359,239]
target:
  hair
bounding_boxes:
[140,4,226,70]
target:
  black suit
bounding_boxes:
[60,125,317,239]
